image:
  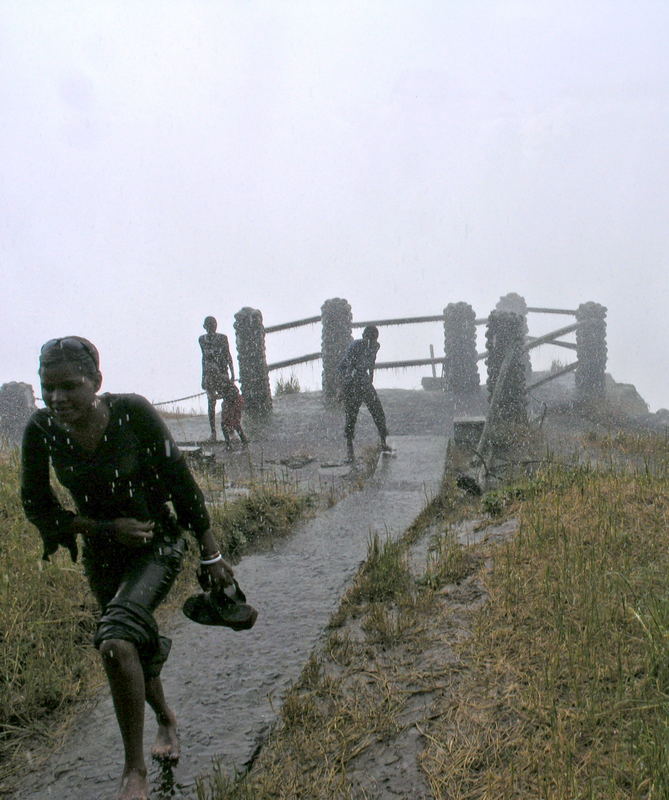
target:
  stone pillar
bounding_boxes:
[443,302,480,395]
[234,307,272,415]
[575,301,607,404]
[0,382,36,445]
[485,310,527,423]
[321,297,352,404]
[496,292,531,379]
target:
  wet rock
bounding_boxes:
[0,381,36,445]
[455,472,482,496]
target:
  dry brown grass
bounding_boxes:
[0,453,100,791]
[421,444,669,799]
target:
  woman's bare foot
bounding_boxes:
[118,766,149,800]
[151,709,180,762]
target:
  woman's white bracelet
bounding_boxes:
[200,553,223,566]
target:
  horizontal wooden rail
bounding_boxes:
[527,336,577,351]
[352,314,445,328]
[264,315,322,334]
[269,353,448,373]
[267,352,322,371]
[374,357,444,370]
[526,306,577,315]
[263,307,577,334]
[524,322,579,352]
[527,361,578,390]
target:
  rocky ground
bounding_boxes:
[163,388,455,498]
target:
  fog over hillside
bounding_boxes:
[2,1,667,411]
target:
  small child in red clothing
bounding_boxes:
[221,381,248,450]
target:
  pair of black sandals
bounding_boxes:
[183,568,257,631]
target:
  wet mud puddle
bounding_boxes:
[17,435,447,800]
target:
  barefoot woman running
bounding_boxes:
[21,337,233,800]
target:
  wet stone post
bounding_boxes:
[575,301,607,405]
[485,310,527,423]
[321,297,352,404]
[495,292,532,379]
[0,382,36,445]
[234,307,272,415]
[442,302,480,396]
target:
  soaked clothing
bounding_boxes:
[221,385,244,431]
[90,536,186,678]
[338,338,388,443]
[200,332,234,397]
[338,338,380,383]
[342,380,388,443]
[21,393,210,677]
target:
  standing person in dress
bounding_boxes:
[199,316,235,442]
[338,325,391,462]
[21,337,235,800]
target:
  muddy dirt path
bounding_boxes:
[16,411,451,799]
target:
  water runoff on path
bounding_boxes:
[18,434,447,800]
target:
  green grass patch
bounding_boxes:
[274,373,301,396]
[208,486,312,557]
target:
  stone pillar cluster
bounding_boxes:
[575,301,607,404]
[321,298,352,404]
[231,295,608,415]
[234,307,272,415]
[485,310,527,423]
[442,302,480,395]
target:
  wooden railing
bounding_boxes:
[231,296,606,412]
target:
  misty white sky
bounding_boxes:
[2,0,668,412]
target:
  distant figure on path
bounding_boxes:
[199,316,236,442]
[21,337,235,800]
[338,325,390,462]
[220,380,248,450]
